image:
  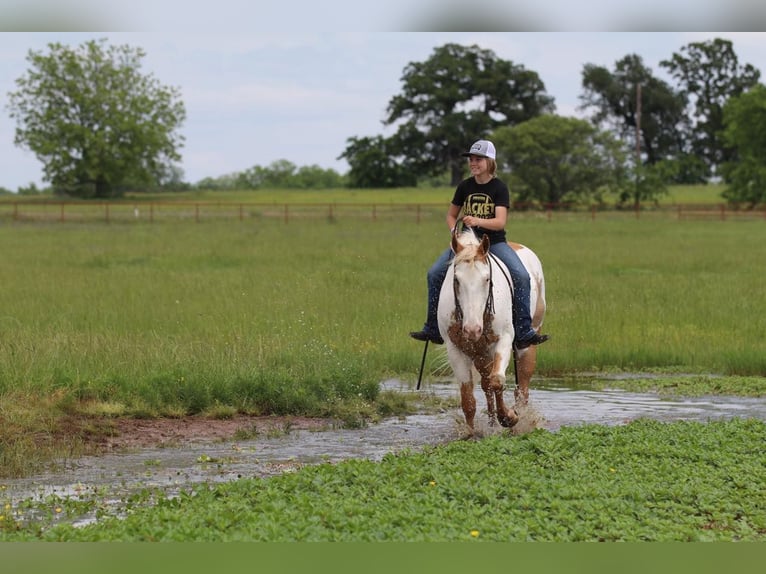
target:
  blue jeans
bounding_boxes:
[420,243,536,342]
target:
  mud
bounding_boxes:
[3,376,766,526]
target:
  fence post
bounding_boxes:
[105,202,110,223]
[372,204,377,222]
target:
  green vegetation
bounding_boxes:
[7,39,185,198]
[495,115,630,205]
[0,195,764,541]
[2,418,764,541]
[0,213,764,479]
[569,373,766,397]
[0,182,731,206]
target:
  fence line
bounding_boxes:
[2,200,765,224]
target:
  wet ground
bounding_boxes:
[4,377,766,526]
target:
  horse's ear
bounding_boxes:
[480,234,491,255]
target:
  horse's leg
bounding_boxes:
[487,343,518,428]
[514,345,537,406]
[460,381,476,432]
[451,351,476,433]
[479,372,497,427]
[491,371,518,428]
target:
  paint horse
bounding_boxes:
[437,229,547,433]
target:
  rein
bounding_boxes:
[452,250,512,325]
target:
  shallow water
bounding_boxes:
[4,377,766,526]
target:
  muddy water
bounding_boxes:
[4,377,766,525]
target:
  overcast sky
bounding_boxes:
[2,31,766,190]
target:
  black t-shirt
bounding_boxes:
[450,176,510,244]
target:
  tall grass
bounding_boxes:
[0,215,764,417]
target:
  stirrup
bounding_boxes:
[409,330,444,345]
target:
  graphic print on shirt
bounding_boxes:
[463,193,495,220]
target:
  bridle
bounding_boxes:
[452,245,511,326]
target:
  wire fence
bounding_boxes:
[2,200,766,224]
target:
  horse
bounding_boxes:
[437,229,547,434]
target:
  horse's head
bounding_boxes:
[451,230,492,342]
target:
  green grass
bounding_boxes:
[1,207,764,541]
[2,216,763,385]
[1,211,765,477]
[657,183,727,205]
[0,183,729,206]
[2,418,764,541]
[537,218,766,374]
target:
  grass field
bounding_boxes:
[0,182,731,206]
[2,215,763,397]
[1,193,766,542]
[1,212,764,473]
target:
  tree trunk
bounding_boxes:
[450,162,464,186]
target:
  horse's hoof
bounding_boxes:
[499,409,519,428]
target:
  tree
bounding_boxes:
[6,38,186,198]
[338,136,417,188]
[492,115,630,206]
[660,38,761,178]
[382,43,554,186]
[720,84,766,206]
[580,54,688,170]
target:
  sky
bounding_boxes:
[1,28,766,190]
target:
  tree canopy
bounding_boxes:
[660,38,761,178]
[377,43,554,186]
[337,136,417,188]
[720,84,766,206]
[493,115,630,206]
[6,38,186,198]
[579,54,688,169]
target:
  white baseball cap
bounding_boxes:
[461,140,496,160]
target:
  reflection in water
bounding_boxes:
[3,377,766,525]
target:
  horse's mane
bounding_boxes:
[453,230,483,264]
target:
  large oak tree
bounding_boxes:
[373,43,554,187]
[7,38,186,198]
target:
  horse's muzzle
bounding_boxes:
[462,323,483,342]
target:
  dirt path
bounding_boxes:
[97,414,338,451]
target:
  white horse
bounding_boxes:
[437,229,547,433]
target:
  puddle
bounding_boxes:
[3,377,766,526]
